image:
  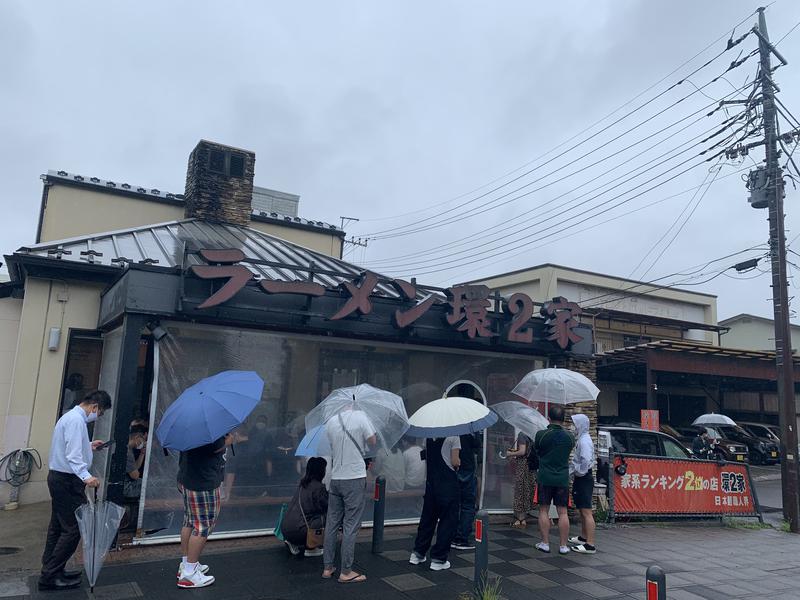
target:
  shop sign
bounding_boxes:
[640,409,660,431]
[188,248,584,350]
[613,456,759,517]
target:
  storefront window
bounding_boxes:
[58,331,103,417]
[138,322,544,540]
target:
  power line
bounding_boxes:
[358,42,756,239]
[367,109,746,267]
[375,109,752,275]
[355,8,760,226]
[433,165,753,286]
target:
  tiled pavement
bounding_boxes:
[6,521,800,600]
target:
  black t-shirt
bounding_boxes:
[178,437,226,492]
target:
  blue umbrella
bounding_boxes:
[156,370,264,451]
[295,425,332,457]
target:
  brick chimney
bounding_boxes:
[184,140,256,226]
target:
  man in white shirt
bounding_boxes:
[39,390,111,591]
[322,406,376,583]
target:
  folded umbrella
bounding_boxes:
[303,384,409,458]
[407,396,497,438]
[76,489,125,593]
[693,413,737,427]
[491,400,550,440]
[156,370,264,451]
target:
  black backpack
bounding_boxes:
[528,429,554,472]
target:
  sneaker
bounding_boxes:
[559,546,570,555]
[177,565,215,589]
[451,542,476,551]
[409,552,427,565]
[285,541,301,556]
[568,536,586,546]
[304,547,324,557]
[572,544,597,555]
[176,562,209,578]
[430,560,451,571]
[535,542,550,553]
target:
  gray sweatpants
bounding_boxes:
[323,478,366,573]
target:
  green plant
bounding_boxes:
[780,520,792,533]
[722,517,769,530]
[466,576,503,600]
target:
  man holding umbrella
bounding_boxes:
[39,390,111,591]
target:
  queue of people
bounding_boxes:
[41,387,598,591]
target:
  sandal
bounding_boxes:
[511,519,527,529]
[338,572,367,584]
[322,567,337,579]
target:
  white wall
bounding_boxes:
[0,296,23,505]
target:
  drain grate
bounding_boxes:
[0,546,22,555]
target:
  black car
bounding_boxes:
[715,424,779,465]
[596,426,692,486]
[673,425,749,463]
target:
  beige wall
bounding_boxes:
[721,316,800,352]
[39,184,343,258]
[0,296,23,503]
[40,185,183,243]
[1,278,104,505]
[476,265,718,345]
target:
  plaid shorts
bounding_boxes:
[182,487,221,537]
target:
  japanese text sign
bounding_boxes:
[640,410,660,432]
[614,456,759,516]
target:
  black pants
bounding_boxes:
[41,471,86,581]
[413,482,458,562]
[454,469,477,545]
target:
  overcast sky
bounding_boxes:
[2,1,800,322]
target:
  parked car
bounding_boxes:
[673,425,749,463]
[596,426,692,486]
[739,422,781,461]
[714,424,779,465]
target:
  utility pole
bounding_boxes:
[756,7,799,532]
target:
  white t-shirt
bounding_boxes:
[403,446,426,487]
[441,436,461,471]
[326,409,376,480]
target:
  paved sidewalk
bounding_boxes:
[4,518,800,600]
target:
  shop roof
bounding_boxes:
[597,339,800,365]
[41,170,343,236]
[12,219,421,299]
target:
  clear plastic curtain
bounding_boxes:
[136,321,544,541]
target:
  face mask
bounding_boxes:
[136,441,145,450]
[86,411,98,423]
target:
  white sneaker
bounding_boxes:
[430,560,451,571]
[177,564,215,588]
[568,536,585,545]
[304,547,324,557]
[559,546,571,555]
[176,562,209,578]
[409,552,427,565]
[572,544,596,554]
[535,542,550,553]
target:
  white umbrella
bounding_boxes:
[692,413,737,427]
[491,400,550,440]
[407,396,498,437]
[512,368,599,416]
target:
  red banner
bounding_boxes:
[640,409,660,432]
[613,456,758,515]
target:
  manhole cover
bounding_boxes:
[0,546,22,555]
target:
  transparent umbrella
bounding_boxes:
[304,384,409,457]
[512,368,599,417]
[491,401,550,441]
[693,413,737,427]
[75,489,125,592]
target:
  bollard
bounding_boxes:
[473,510,489,593]
[645,565,666,600]
[371,476,386,553]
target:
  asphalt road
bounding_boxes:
[750,464,784,524]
